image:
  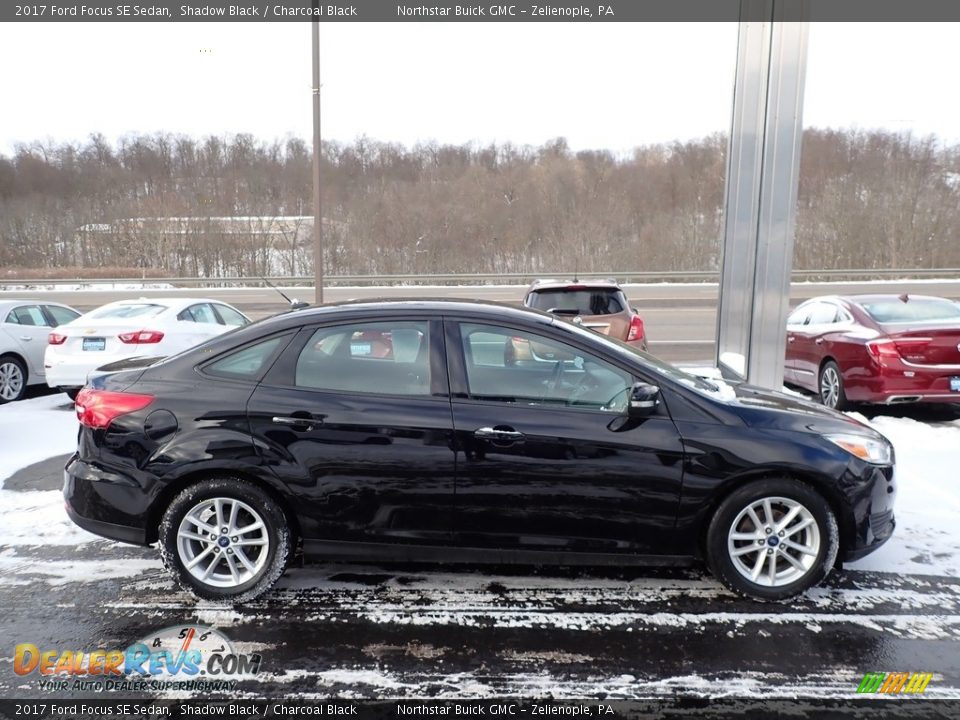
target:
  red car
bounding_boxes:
[784,294,960,410]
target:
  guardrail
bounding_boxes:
[2,268,960,288]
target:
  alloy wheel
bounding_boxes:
[176,497,270,588]
[0,361,24,401]
[727,496,821,587]
[820,366,840,408]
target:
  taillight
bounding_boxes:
[75,389,154,429]
[894,338,931,357]
[118,330,165,344]
[627,314,645,342]
[49,333,67,345]
[866,340,901,362]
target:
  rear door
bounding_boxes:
[246,317,457,547]
[2,304,52,379]
[446,319,685,556]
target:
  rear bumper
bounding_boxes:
[849,362,960,404]
[63,454,151,546]
[45,351,136,389]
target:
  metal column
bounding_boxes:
[716,1,808,389]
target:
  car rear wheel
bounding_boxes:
[159,478,292,602]
[0,356,27,404]
[818,360,849,411]
[705,478,839,601]
[63,388,80,401]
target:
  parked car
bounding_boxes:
[523,278,648,350]
[45,298,249,399]
[785,294,960,410]
[65,299,896,603]
[0,300,81,403]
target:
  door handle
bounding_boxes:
[815,338,824,345]
[20,336,32,341]
[272,415,321,430]
[475,426,525,442]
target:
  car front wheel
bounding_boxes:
[706,478,839,601]
[159,478,292,602]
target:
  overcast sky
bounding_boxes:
[1,22,958,155]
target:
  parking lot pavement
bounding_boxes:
[2,458,960,705]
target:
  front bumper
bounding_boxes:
[63,454,150,546]
[839,460,897,562]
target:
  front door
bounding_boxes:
[247,318,456,546]
[446,320,685,555]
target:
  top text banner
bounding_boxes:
[5,0,960,22]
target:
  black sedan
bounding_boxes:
[64,300,896,603]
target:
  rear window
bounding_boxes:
[89,303,167,320]
[528,289,625,315]
[860,298,960,324]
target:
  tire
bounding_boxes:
[705,477,839,601]
[818,360,849,411]
[0,355,27,404]
[159,478,292,603]
[64,388,80,401]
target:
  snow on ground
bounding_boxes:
[0,394,101,546]
[847,412,960,577]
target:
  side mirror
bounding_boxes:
[628,382,660,417]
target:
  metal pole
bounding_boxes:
[311,17,324,304]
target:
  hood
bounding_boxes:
[723,382,883,438]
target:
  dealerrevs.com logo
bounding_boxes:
[857,672,933,694]
[13,625,261,692]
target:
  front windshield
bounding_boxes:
[555,319,724,394]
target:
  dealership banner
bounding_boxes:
[6,0,960,22]
[2,698,960,719]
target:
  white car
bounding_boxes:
[0,300,82,403]
[45,298,250,398]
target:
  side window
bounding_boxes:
[214,304,249,327]
[44,305,80,327]
[177,308,197,322]
[11,306,48,327]
[204,336,286,380]
[807,302,839,325]
[786,306,810,326]
[295,321,430,396]
[182,303,218,324]
[459,323,633,411]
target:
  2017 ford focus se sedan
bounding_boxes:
[64,300,896,603]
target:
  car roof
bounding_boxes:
[0,299,76,311]
[96,297,235,310]
[527,278,622,291]
[252,298,558,331]
[800,294,953,307]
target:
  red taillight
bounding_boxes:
[118,330,164,344]
[627,314,645,342]
[49,333,67,345]
[866,340,901,362]
[75,389,154,429]
[894,338,931,356]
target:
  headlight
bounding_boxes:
[825,433,893,465]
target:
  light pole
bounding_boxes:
[311,16,324,304]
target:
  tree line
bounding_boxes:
[0,129,957,279]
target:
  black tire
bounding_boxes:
[0,355,27,404]
[159,478,292,603]
[818,360,849,411]
[64,388,80,401]
[705,477,839,602]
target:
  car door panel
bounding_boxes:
[247,318,456,545]
[446,319,685,555]
[4,305,52,380]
